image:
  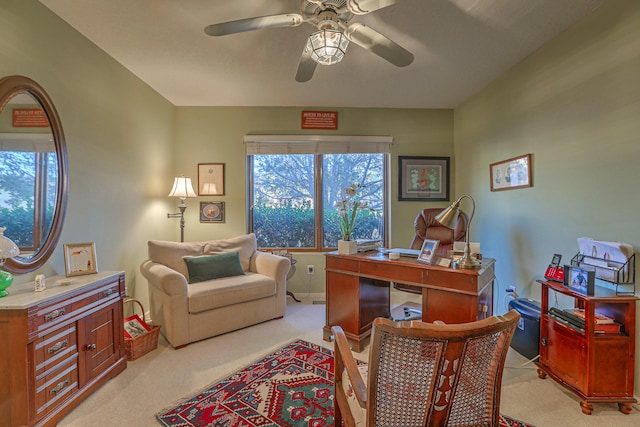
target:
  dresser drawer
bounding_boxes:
[33,281,121,334]
[35,356,79,418]
[34,324,78,376]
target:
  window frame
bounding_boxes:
[245,135,391,252]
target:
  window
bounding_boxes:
[246,135,390,250]
[0,150,58,252]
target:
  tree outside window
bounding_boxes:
[249,153,386,250]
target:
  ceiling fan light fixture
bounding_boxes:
[306,29,349,65]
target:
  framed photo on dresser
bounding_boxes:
[63,242,98,277]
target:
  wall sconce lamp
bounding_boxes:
[0,227,20,297]
[167,176,197,242]
[435,194,481,269]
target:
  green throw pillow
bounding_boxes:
[183,251,245,283]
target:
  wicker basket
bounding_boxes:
[123,299,160,361]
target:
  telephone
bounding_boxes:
[544,253,564,282]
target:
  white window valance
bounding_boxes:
[244,135,392,155]
[0,133,55,153]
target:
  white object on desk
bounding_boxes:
[386,248,421,257]
[34,274,46,292]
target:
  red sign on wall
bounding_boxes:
[12,108,49,128]
[301,110,338,130]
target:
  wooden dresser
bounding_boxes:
[0,271,127,427]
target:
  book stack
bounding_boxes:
[572,309,622,334]
[356,239,381,252]
[548,308,622,334]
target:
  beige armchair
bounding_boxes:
[140,234,289,348]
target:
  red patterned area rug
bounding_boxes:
[156,339,533,427]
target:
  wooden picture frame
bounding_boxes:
[63,242,98,277]
[398,156,450,201]
[198,163,225,196]
[490,154,532,191]
[417,239,439,264]
[200,201,225,223]
[123,314,151,339]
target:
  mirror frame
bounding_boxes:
[0,75,68,273]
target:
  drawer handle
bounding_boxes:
[50,379,70,396]
[45,308,66,322]
[102,288,117,297]
[48,339,69,354]
[86,343,97,351]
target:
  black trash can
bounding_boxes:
[508,298,541,360]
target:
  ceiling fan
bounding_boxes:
[204,0,414,82]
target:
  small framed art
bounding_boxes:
[564,265,595,295]
[63,242,98,277]
[123,314,151,339]
[200,201,225,223]
[198,163,225,196]
[399,156,450,201]
[490,154,532,191]
[417,239,439,264]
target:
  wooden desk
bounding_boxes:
[323,251,495,351]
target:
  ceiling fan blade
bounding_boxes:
[204,14,303,36]
[346,0,398,15]
[295,45,317,83]
[345,23,413,67]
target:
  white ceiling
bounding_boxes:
[39,0,604,108]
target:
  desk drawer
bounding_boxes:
[423,269,477,292]
[360,261,422,283]
[326,256,359,272]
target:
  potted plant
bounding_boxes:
[336,183,373,254]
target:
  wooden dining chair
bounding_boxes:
[333,309,520,427]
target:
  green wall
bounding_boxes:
[454,0,640,395]
[3,0,639,399]
[0,0,175,306]
[174,107,454,293]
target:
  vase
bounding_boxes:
[338,239,358,255]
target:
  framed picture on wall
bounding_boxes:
[200,201,225,223]
[198,163,225,196]
[63,242,98,277]
[490,154,532,191]
[398,156,450,201]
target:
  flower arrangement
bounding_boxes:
[336,183,373,241]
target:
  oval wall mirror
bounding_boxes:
[0,75,68,273]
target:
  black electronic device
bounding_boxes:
[544,253,564,282]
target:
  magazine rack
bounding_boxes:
[571,252,635,295]
[123,299,161,360]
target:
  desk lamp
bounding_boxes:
[0,227,20,297]
[167,176,197,242]
[435,194,481,269]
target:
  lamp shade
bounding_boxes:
[200,183,219,195]
[0,227,19,298]
[435,201,461,229]
[168,176,197,200]
[0,227,20,262]
[435,195,480,269]
[306,29,349,65]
